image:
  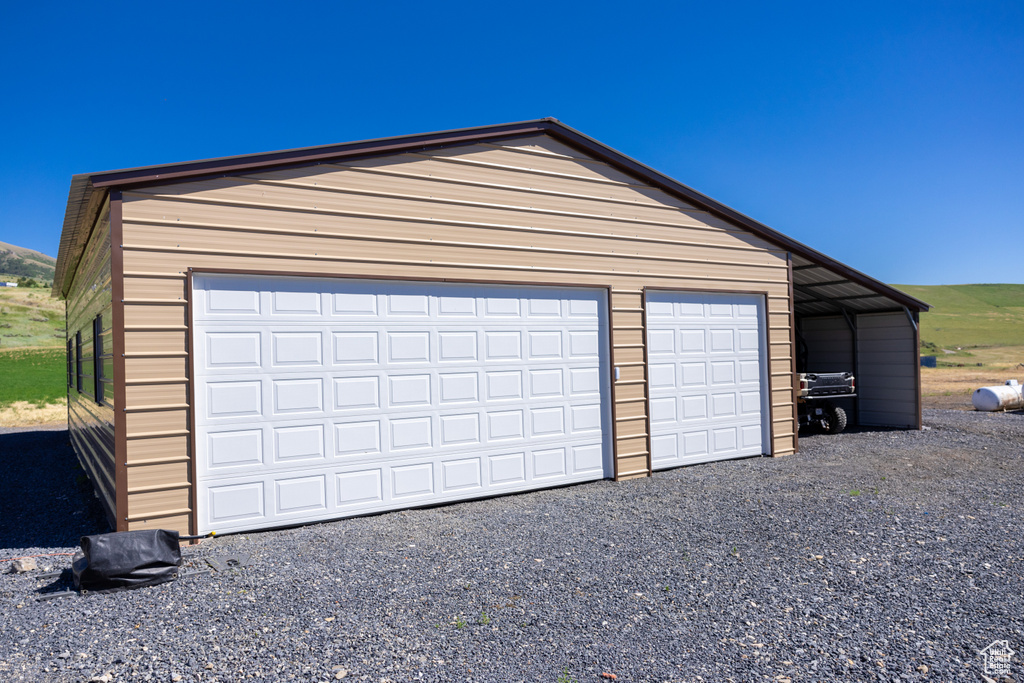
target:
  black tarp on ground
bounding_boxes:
[73,529,181,593]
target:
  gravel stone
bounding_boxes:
[1,409,1022,681]
[10,558,36,573]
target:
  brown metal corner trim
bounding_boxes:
[186,270,199,535]
[787,253,799,455]
[603,286,620,481]
[110,191,129,532]
[639,287,653,476]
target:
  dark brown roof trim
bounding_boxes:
[87,120,551,189]
[56,118,929,312]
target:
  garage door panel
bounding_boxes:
[271,289,322,316]
[206,380,263,419]
[207,482,265,525]
[681,395,707,421]
[334,375,380,410]
[336,420,382,456]
[272,378,324,415]
[528,368,563,399]
[680,329,704,353]
[276,475,327,515]
[646,290,768,470]
[271,332,323,367]
[208,429,264,469]
[206,332,261,368]
[206,282,260,316]
[442,457,482,492]
[439,372,479,403]
[201,438,607,530]
[570,404,603,433]
[336,469,383,506]
[274,424,326,463]
[195,275,611,533]
[440,331,479,362]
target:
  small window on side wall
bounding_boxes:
[93,315,103,404]
[75,331,83,393]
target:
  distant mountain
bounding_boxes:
[0,241,56,283]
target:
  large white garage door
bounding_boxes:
[193,275,612,533]
[645,290,769,469]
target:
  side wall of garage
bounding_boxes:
[65,197,116,523]
[857,311,920,428]
[116,134,796,532]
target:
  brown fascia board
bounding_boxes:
[55,117,930,312]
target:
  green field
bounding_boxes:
[894,283,1024,350]
[0,347,67,408]
[0,287,65,349]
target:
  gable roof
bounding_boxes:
[53,118,929,314]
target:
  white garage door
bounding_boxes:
[645,290,768,469]
[192,275,612,533]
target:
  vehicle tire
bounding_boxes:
[820,404,847,434]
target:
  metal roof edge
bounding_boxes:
[533,121,931,313]
[53,117,929,312]
[53,175,100,298]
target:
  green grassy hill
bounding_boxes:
[894,283,1024,349]
[0,240,57,286]
[0,287,65,349]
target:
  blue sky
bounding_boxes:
[1,1,1021,285]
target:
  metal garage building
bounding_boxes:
[53,119,929,535]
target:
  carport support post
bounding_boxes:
[841,310,859,426]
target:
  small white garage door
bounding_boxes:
[645,290,769,469]
[192,275,612,533]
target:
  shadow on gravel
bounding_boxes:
[0,429,110,553]
[798,422,905,438]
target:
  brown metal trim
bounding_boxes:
[187,266,615,293]
[763,290,777,456]
[787,253,799,455]
[185,272,198,535]
[59,118,928,314]
[110,191,129,532]
[603,286,620,481]
[643,285,774,297]
[89,122,551,189]
[639,287,653,475]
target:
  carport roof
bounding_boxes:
[54,118,929,316]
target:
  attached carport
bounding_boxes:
[791,253,926,429]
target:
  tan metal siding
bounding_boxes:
[119,135,795,532]
[64,199,115,523]
[857,312,919,427]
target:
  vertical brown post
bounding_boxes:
[640,287,653,475]
[110,191,128,531]
[186,270,199,535]
[787,253,799,454]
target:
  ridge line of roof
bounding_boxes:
[53,118,928,311]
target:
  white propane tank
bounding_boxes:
[972,380,1024,411]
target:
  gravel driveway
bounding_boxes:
[2,409,1022,682]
